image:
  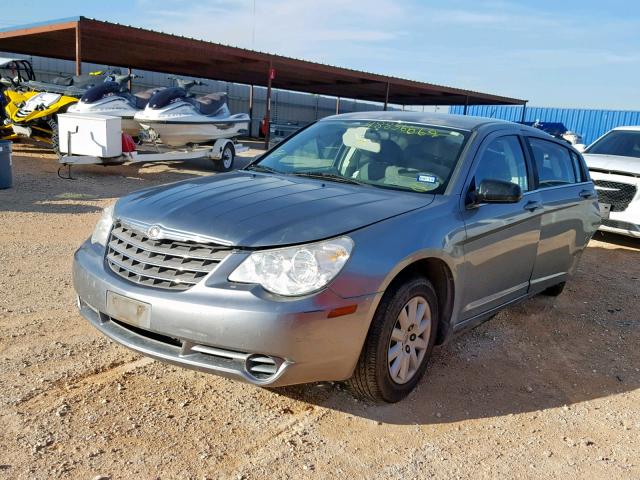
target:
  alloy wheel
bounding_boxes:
[387,295,431,384]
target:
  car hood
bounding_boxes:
[115,171,434,247]
[584,153,640,176]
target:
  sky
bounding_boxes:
[3,0,640,109]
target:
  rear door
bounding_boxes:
[526,137,598,293]
[459,133,542,321]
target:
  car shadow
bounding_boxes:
[274,244,640,425]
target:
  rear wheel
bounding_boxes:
[542,281,565,297]
[348,276,439,403]
[214,143,235,172]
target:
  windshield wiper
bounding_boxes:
[245,164,281,174]
[292,171,363,185]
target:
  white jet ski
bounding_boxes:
[68,74,161,137]
[134,80,249,147]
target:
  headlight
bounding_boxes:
[91,204,115,246]
[229,237,354,296]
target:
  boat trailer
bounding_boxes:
[57,112,248,179]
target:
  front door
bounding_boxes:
[460,133,542,321]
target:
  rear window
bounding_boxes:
[528,138,581,187]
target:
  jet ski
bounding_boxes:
[134,79,249,147]
[26,69,121,98]
[68,74,161,137]
[0,57,36,141]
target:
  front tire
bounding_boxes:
[348,276,439,403]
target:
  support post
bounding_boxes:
[463,96,469,115]
[127,67,133,92]
[248,84,254,137]
[75,24,82,75]
[383,82,390,111]
[520,101,528,122]
[264,60,273,149]
[335,97,340,115]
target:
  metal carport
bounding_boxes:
[0,16,527,145]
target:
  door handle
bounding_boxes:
[579,189,595,199]
[524,200,543,212]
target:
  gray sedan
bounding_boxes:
[73,112,600,402]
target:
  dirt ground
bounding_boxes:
[1,144,639,480]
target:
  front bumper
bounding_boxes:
[73,240,379,387]
[591,171,640,238]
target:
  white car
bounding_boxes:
[578,126,640,238]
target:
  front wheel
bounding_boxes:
[214,143,235,172]
[348,276,439,403]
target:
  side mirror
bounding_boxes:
[474,179,523,204]
[574,144,587,153]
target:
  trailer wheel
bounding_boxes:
[215,143,235,172]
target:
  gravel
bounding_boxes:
[1,144,639,479]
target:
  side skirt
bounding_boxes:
[450,292,531,338]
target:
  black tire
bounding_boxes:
[46,117,60,156]
[214,143,235,172]
[542,281,566,297]
[348,276,439,403]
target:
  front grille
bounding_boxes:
[111,318,183,347]
[593,180,637,212]
[106,223,232,291]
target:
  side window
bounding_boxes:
[528,138,578,187]
[474,135,529,191]
[570,150,587,182]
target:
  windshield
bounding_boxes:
[0,60,35,84]
[250,120,470,193]
[587,130,640,159]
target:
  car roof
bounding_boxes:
[322,111,515,131]
[612,126,640,132]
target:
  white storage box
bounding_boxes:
[58,113,122,158]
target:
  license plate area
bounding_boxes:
[599,202,611,220]
[106,291,151,329]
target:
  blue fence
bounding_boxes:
[449,105,640,145]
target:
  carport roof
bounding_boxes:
[0,16,526,106]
